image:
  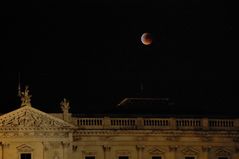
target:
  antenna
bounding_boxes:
[18,72,21,97]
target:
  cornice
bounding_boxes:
[0,131,69,138]
[73,129,239,136]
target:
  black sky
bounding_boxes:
[0,1,239,115]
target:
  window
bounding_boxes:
[152,156,162,159]
[185,157,195,159]
[85,157,95,159]
[119,156,129,159]
[21,153,31,159]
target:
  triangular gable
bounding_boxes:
[17,144,34,152]
[215,148,231,156]
[148,147,165,155]
[181,147,199,155]
[0,106,76,130]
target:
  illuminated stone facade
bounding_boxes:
[0,88,239,159]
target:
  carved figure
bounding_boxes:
[20,86,32,107]
[60,98,70,112]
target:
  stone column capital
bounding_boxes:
[61,141,70,148]
[202,146,211,152]
[169,145,178,152]
[103,145,111,151]
[136,145,145,151]
[72,145,78,152]
[3,143,9,148]
[42,142,50,151]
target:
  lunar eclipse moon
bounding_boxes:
[141,32,153,45]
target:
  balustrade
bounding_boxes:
[71,117,238,130]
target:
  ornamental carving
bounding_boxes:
[0,132,68,138]
[0,106,74,129]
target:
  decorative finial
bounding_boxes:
[18,72,21,97]
[20,86,32,107]
[60,98,70,112]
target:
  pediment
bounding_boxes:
[17,144,33,152]
[148,147,165,155]
[0,106,75,130]
[215,148,231,156]
[181,147,199,155]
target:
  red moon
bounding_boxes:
[141,32,152,45]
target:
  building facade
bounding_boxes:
[0,87,239,159]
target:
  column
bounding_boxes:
[202,146,211,159]
[103,145,111,159]
[136,145,144,159]
[232,145,239,159]
[0,142,2,159]
[1,142,9,159]
[168,145,177,159]
[42,142,50,159]
[62,142,70,159]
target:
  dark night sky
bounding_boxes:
[0,1,239,116]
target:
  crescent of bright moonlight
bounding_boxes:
[141,32,152,45]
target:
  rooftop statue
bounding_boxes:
[60,98,70,112]
[20,86,32,107]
